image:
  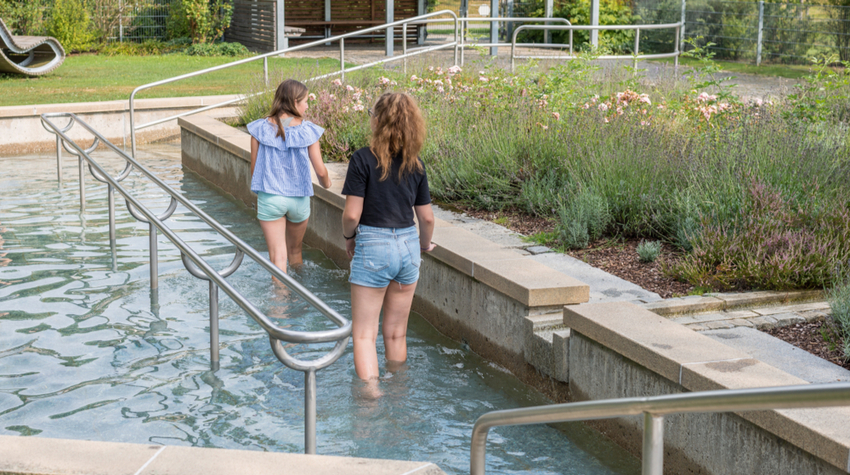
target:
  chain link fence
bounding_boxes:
[636,0,850,64]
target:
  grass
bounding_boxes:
[0,54,344,107]
[653,56,817,79]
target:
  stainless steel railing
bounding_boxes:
[40,112,351,455]
[128,10,460,158]
[416,17,572,66]
[510,22,684,73]
[470,382,850,475]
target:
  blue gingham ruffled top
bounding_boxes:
[247,118,324,197]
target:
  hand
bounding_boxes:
[421,242,436,252]
[346,238,356,259]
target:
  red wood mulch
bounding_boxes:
[765,320,850,371]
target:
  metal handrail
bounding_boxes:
[510,22,684,72]
[471,382,850,475]
[128,10,460,158]
[414,17,572,65]
[40,112,351,455]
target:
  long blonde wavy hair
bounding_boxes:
[369,92,426,181]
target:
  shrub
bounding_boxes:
[46,0,96,52]
[637,240,662,263]
[556,189,611,249]
[1,0,49,36]
[168,0,233,43]
[828,266,850,361]
[185,41,249,56]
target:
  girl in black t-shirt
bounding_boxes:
[341,92,436,384]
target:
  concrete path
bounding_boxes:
[704,327,850,384]
[430,206,663,304]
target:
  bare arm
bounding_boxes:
[250,137,259,177]
[308,141,332,189]
[343,195,364,259]
[414,204,436,252]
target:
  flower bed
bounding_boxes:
[238,56,850,292]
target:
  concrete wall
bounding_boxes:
[1,96,240,155]
[565,302,850,475]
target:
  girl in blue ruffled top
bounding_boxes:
[247,79,332,274]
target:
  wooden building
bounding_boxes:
[226,0,427,53]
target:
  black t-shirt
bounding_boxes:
[341,147,431,228]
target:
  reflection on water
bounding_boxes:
[0,145,639,475]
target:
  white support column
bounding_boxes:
[325,0,331,45]
[591,0,599,47]
[418,0,425,44]
[490,0,498,56]
[276,0,287,51]
[386,0,394,57]
[545,0,553,44]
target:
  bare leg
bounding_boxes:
[285,218,309,268]
[259,218,288,284]
[381,280,417,364]
[351,283,388,380]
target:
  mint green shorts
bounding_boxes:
[256,192,311,223]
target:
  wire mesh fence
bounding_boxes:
[636,0,850,64]
[105,0,170,42]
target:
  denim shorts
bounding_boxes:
[256,192,310,223]
[349,224,421,288]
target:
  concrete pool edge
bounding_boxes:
[0,435,447,475]
[565,302,850,474]
[179,114,591,385]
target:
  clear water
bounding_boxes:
[0,144,639,475]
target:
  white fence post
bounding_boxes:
[545,0,553,44]
[756,0,764,66]
[490,0,498,56]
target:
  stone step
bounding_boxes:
[524,312,571,382]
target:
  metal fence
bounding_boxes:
[637,0,850,64]
[106,0,170,42]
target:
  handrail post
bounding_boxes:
[108,184,116,244]
[453,16,458,66]
[569,30,574,56]
[149,223,158,289]
[642,413,664,475]
[634,28,640,71]
[674,25,680,71]
[305,368,317,454]
[403,23,408,74]
[460,18,465,67]
[263,57,269,87]
[55,136,62,185]
[209,281,220,371]
[78,157,86,212]
[340,38,345,81]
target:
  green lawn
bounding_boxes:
[0,54,343,107]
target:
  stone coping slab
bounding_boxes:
[643,290,824,316]
[0,95,242,118]
[0,435,445,475]
[563,301,850,472]
[179,114,590,308]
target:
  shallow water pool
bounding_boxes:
[0,145,639,475]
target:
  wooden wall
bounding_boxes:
[226,0,277,52]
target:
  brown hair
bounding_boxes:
[369,92,426,181]
[268,79,309,139]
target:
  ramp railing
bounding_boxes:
[40,111,351,455]
[471,382,850,475]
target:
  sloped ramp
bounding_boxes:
[0,18,65,76]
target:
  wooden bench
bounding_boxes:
[0,18,65,76]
